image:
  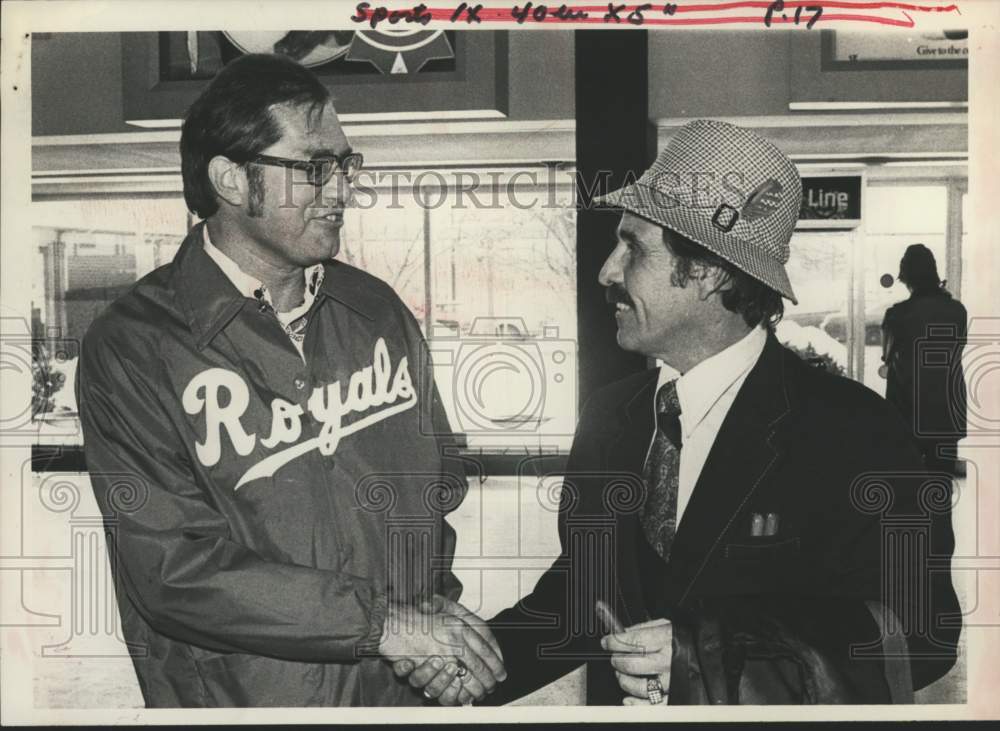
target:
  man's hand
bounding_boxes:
[389,596,505,705]
[380,597,506,704]
[601,617,672,705]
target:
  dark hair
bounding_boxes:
[662,229,785,329]
[898,243,945,295]
[180,54,330,218]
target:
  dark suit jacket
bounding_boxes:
[486,335,961,705]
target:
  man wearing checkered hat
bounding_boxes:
[403,119,961,705]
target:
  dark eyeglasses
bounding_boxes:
[248,151,364,187]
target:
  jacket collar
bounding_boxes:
[315,259,378,323]
[202,225,325,309]
[174,223,248,350]
[174,222,378,350]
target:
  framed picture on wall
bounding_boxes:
[821,29,969,71]
[788,30,967,108]
[122,30,509,126]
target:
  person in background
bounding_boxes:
[881,244,968,474]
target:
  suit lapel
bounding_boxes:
[669,335,794,606]
[604,369,658,626]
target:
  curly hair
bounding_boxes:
[662,228,785,329]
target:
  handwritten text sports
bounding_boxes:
[181,338,417,490]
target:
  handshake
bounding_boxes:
[378,595,675,706]
[378,594,507,706]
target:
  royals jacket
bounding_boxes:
[77,224,466,707]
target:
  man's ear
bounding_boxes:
[693,263,731,300]
[207,155,246,208]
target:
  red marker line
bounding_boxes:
[503,13,772,23]
[505,1,957,13]
[820,10,916,24]
[782,0,954,10]
[676,1,953,11]
[526,12,915,25]
[394,2,955,26]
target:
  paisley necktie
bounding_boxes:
[641,380,683,562]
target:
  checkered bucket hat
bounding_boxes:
[596,119,801,304]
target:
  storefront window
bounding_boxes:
[773,183,955,395]
[961,190,969,296]
[424,185,577,453]
[863,184,948,396]
[31,197,189,441]
[775,231,852,378]
[30,169,578,453]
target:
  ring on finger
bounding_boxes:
[455,660,469,679]
[646,677,665,705]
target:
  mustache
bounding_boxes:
[605,284,634,307]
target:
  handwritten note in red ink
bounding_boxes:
[350,1,962,29]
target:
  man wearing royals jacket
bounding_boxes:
[77,53,505,707]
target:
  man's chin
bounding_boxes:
[312,231,341,262]
[615,328,639,353]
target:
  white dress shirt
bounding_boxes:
[645,325,768,527]
[202,227,324,361]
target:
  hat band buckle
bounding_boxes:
[711,203,740,233]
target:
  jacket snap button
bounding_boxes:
[293,377,307,390]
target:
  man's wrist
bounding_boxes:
[356,591,390,658]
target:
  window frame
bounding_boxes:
[28,159,580,476]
